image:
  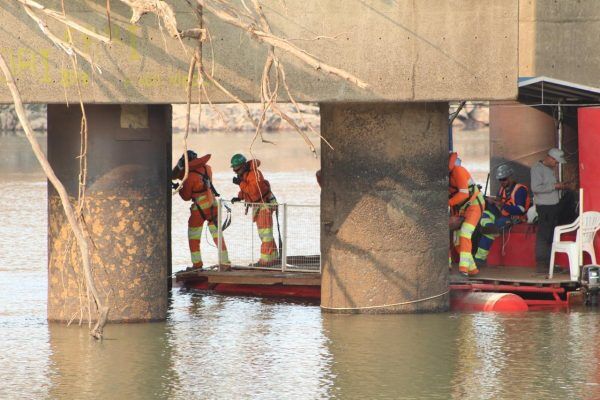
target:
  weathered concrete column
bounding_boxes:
[320,103,448,313]
[47,104,171,322]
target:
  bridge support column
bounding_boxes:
[320,102,449,313]
[47,104,171,322]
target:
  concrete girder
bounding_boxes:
[520,0,600,87]
[0,0,518,104]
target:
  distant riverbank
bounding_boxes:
[0,102,489,133]
[0,105,46,132]
[0,103,321,133]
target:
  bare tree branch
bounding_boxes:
[17,0,111,43]
[118,0,179,36]
[199,0,369,89]
[0,54,109,339]
[22,5,102,73]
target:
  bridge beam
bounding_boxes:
[320,102,449,313]
[47,104,171,322]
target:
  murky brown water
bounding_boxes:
[2,132,600,399]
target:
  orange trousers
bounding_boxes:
[253,204,278,264]
[454,203,482,275]
[188,204,229,267]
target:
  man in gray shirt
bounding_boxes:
[530,148,571,273]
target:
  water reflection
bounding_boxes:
[450,312,600,400]
[48,322,178,399]
[0,315,51,399]
[167,291,334,399]
[451,313,509,399]
[323,314,459,399]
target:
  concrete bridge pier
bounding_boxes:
[320,102,449,313]
[47,104,172,322]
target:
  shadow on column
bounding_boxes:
[47,104,172,322]
[320,102,449,313]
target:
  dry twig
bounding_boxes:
[119,0,180,37]
[60,0,96,326]
[22,5,102,73]
[250,0,318,156]
[199,0,369,89]
[17,0,111,43]
[173,55,197,194]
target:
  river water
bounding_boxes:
[1,131,600,399]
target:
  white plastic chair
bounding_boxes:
[549,211,600,281]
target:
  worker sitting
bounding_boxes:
[172,150,230,271]
[474,164,531,267]
[449,152,485,277]
[230,153,280,267]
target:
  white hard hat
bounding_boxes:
[548,148,566,163]
[527,205,538,224]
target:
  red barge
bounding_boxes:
[177,77,600,312]
[174,228,580,312]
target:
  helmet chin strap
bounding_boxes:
[234,164,247,175]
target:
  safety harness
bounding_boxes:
[449,180,484,215]
[189,170,214,220]
[239,166,274,204]
[190,169,231,231]
[239,166,282,255]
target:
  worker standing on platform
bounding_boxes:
[230,154,279,266]
[449,152,484,276]
[474,164,531,267]
[173,150,230,271]
[531,148,572,273]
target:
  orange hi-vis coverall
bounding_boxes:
[449,152,484,276]
[175,154,229,268]
[237,160,279,265]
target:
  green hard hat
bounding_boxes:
[230,153,247,168]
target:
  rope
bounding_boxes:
[204,223,217,248]
[501,223,513,256]
[320,290,449,311]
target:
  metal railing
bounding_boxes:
[217,199,321,273]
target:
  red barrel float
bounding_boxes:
[451,292,529,312]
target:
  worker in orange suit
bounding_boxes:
[230,153,279,267]
[449,152,484,276]
[172,150,230,271]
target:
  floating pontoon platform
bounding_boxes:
[175,268,321,300]
[175,265,580,309]
[449,266,578,308]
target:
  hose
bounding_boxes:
[274,201,283,258]
[222,202,232,231]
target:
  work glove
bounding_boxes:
[232,176,241,185]
[171,182,179,190]
[231,197,241,203]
